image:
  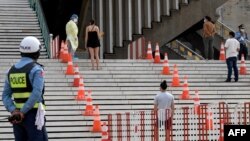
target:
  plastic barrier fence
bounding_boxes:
[107,102,250,141]
[127,37,146,59]
[51,36,60,59]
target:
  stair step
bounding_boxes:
[0,52,48,55]
[0,3,29,4]
[0,21,38,24]
[0,36,43,39]
[0,42,43,45]
[0,10,34,13]
[0,14,36,17]
[0,56,48,59]
[0,5,30,8]
[0,29,41,32]
[0,41,44,44]
[0,39,43,42]
[0,19,37,21]
[0,48,47,52]
[0,24,39,27]
[0,33,42,36]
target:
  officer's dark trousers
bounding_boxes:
[238,43,248,60]
[13,109,48,141]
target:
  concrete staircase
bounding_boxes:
[1,59,250,140]
[0,0,47,59]
[142,0,227,47]
[105,0,228,59]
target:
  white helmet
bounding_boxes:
[20,36,41,53]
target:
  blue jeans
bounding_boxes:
[226,57,238,81]
[13,110,48,141]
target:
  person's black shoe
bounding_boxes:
[225,79,231,82]
[235,79,238,82]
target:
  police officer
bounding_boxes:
[235,24,248,60]
[2,36,48,141]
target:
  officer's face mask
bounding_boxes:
[240,28,245,32]
[73,19,78,24]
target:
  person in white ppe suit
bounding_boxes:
[66,14,79,59]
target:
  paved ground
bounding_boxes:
[218,0,250,32]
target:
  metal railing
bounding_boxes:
[168,40,205,60]
[29,0,51,58]
[216,20,250,47]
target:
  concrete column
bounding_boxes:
[105,0,113,53]
[154,0,160,22]
[182,0,188,4]
[163,0,170,16]
[115,0,123,47]
[78,0,89,53]
[96,0,104,58]
[134,0,142,34]
[144,0,151,28]
[174,0,179,10]
[125,0,132,40]
[92,0,95,19]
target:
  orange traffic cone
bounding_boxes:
[240,54,247,75]
[59,41,65,60]
[93,105,100,117]
[218,119,224,141]
[73,65,80,87]
[193,90,200,115]
[161,53,171,75]
[146,41,153,60]
[65,61,75,75]
[171,64,180,87]
[101,122,109,141]
[154,43,161,63]
[205,108,214,130]
[62,46,69,63]
[75,77,85,101]
[91,105,102,132]
[67,53,72,62]
[219,42,226,61]
[83,90,94,116]
[180,76,191,100]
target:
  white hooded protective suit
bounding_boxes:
[66,20,78,51]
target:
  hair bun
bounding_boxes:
[160,80,168,90]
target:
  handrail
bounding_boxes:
[168,40,205,60]
[29,0,51,58]
[176,40,204,59]
[215,20,234,39]
[216,20,250,46]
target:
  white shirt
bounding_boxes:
[154,91,174,109]
[154,92,174,120]
[224,38,240,59]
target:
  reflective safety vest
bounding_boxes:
[8,62,45,109]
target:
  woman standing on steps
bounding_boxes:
[85,20,102,70]
[202,16,216,60]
